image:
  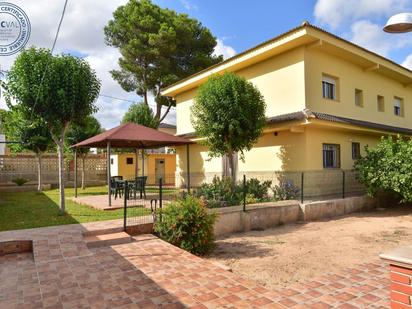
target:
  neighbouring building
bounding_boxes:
[161,22,412,187]
[109,123,177,185]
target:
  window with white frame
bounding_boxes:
[394,97,403,117]
[322,75,337,100]
[323,144,340,168]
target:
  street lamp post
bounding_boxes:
[384,13,412,33]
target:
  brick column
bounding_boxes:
[381,246,412,309]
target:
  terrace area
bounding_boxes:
[0,217,392,309]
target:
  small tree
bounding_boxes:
[66,116,103,189]
[191,72,266,183]
[5,48,100,213]
[355,135,412,202]
[0,107,53,191]
[122,103,159,128]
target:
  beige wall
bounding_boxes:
[175,47,306,135]
[305,48,412,129]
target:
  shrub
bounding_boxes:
[245,178,272,200]
[355,135,412,202]
[272,178,300,201]
[196,176,242,207]
[12,177,29,186]
[154,196,217,255]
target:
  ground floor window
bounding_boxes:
[323,144,340,168]
[352,142,361,160]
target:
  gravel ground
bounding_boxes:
[207,205,412,289]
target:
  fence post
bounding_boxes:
[123,180,128,232]
[159,177,163,222]
[342,170,346,199]
[301,172,304,203]
[243,174,246,212]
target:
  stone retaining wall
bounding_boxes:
[212,195,380,237]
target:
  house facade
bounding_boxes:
[161,22,412,185]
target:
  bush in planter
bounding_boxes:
[272,178,300,201]
[196,176,242,207]
[154,196,217,255]
[245,178,272,200]
[12,177,29,186]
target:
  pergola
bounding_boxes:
[73,122,192,206]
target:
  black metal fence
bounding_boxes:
[122,170,366,228]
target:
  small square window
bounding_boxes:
[352,142,361,160]
[355,89,363,107]
[322,75,337,100]
[126,157,133,165]
[110,158,114,165]
[394,97,404,117]
[377,95,385,112]
[323,144,340,168]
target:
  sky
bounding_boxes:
[1,0,412,129]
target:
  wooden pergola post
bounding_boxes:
[74,147,78,198]
[107,141,111,206]
[141,150,145,176]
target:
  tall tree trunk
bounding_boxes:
[81,154,86,190]
[227,151,236,188]
[36,152,42,192]
[57,140,65,213]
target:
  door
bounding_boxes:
[155,159,165,184]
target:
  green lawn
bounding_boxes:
[0,186,126,232]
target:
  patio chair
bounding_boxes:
[131,176,147,199]
[110,176,124,199]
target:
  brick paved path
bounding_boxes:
[0,223,391,308]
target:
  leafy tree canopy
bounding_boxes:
[0,106,53,154]
[355,135,412,202]
[5,47,101,139]
[66,115,103,153]
[191,72,266,161]
[122,103,159,129]
[104,0,222,122]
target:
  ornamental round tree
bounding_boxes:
[0,107,53,192]
[191,72,266,183]
[5,48,101,213]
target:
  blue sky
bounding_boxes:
[2,0,412,129]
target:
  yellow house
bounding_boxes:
[161,22,412,185]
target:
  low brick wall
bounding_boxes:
[212,195,379,237]
[381,246,412,308]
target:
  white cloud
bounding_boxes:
[314,0,408,29]
[179,0,198,11]
[213,39,236,60]
[350,20,409,57]
[402,54,412,70]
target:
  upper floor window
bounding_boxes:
[377,95,385,112]
[355,89,363,107]
[126,157,133,165]
[394,97,404,117]
[322,75,337,100]
[323,144,340,168]
[352,142,361,160]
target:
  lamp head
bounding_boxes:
[384,13,412,33]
